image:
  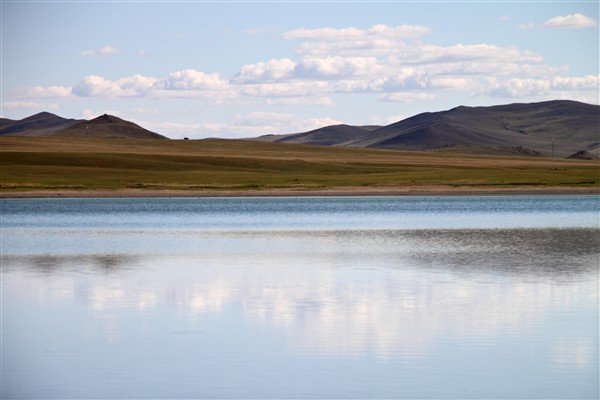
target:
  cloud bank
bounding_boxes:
[4,23,598,137]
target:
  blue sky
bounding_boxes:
[2,1,598,139]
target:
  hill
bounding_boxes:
[0,112,83,136]
[55,114,167,139]
[258,124,380,146]
[0,112,167,140]
[259,100,600,158]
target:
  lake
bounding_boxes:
[1,195,598,399]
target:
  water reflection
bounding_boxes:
[1,254,139,274]
[2,214,598,399]
[3,228,598,365]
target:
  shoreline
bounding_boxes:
[1,186,599,198]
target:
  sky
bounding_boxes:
[1,1,598,139]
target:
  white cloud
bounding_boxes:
[283,24,430,41]
[380,92,435,102]
[284,24,430,57]
[233,58,296,83]
[69,71,232,100]
[79,45,120,57]
[1,101,58,110]
[551,75,599,90]
[393,43,544,65]
[265,96,334,106]
[543,13,597,29]
[484,75,600,99]
[6,22,598,116]
[156,69,228,91]
[295,56,383,79]
[234,56,383,83]
[72,75,127,97]
[429,77,471,90]
[117,74,159,95]
[240,81,330,97]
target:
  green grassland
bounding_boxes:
[1,137,598,194]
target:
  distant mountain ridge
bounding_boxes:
[257,100,600,158]
[0,112,84,136]
[0,112,167,139]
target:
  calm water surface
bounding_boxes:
[1,196,599,398]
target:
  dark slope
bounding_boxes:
[262,100,599,158]
[348,100,599,157]
[267,124,380,146]
[54,114,167,139]
[0,112,83,136]
[0,117,16,130]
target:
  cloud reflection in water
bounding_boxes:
[3,228,598,367]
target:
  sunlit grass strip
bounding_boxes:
[1,137,598,193]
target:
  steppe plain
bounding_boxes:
[1,136,598,197]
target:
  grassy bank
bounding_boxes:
[1,137,598,195]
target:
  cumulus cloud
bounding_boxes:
[551,75,599,90]
[72,75,126,97]
[233,58,296,83]
[68,70,232,100]
[155,69,228,91]
[79,45,120,57]
[543,13,597,29]
[284,24,430,57]
[229,26,565,105]
[6,22,598,114]
[295,56,383,79]
[265,96,334,106]
[485,75,599,99]
[240,81,330,97]
[234,56,383,83]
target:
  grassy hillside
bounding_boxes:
[1,137,598,194]
[259,100,600,158]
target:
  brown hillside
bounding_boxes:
[55,114,167,139]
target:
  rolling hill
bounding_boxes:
[0,112,167,140]
[0,112,84,136]
[257,124,381,146]
[55,114,167,139]
[258,100,600,158]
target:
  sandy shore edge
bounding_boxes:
[1,186,599,198]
